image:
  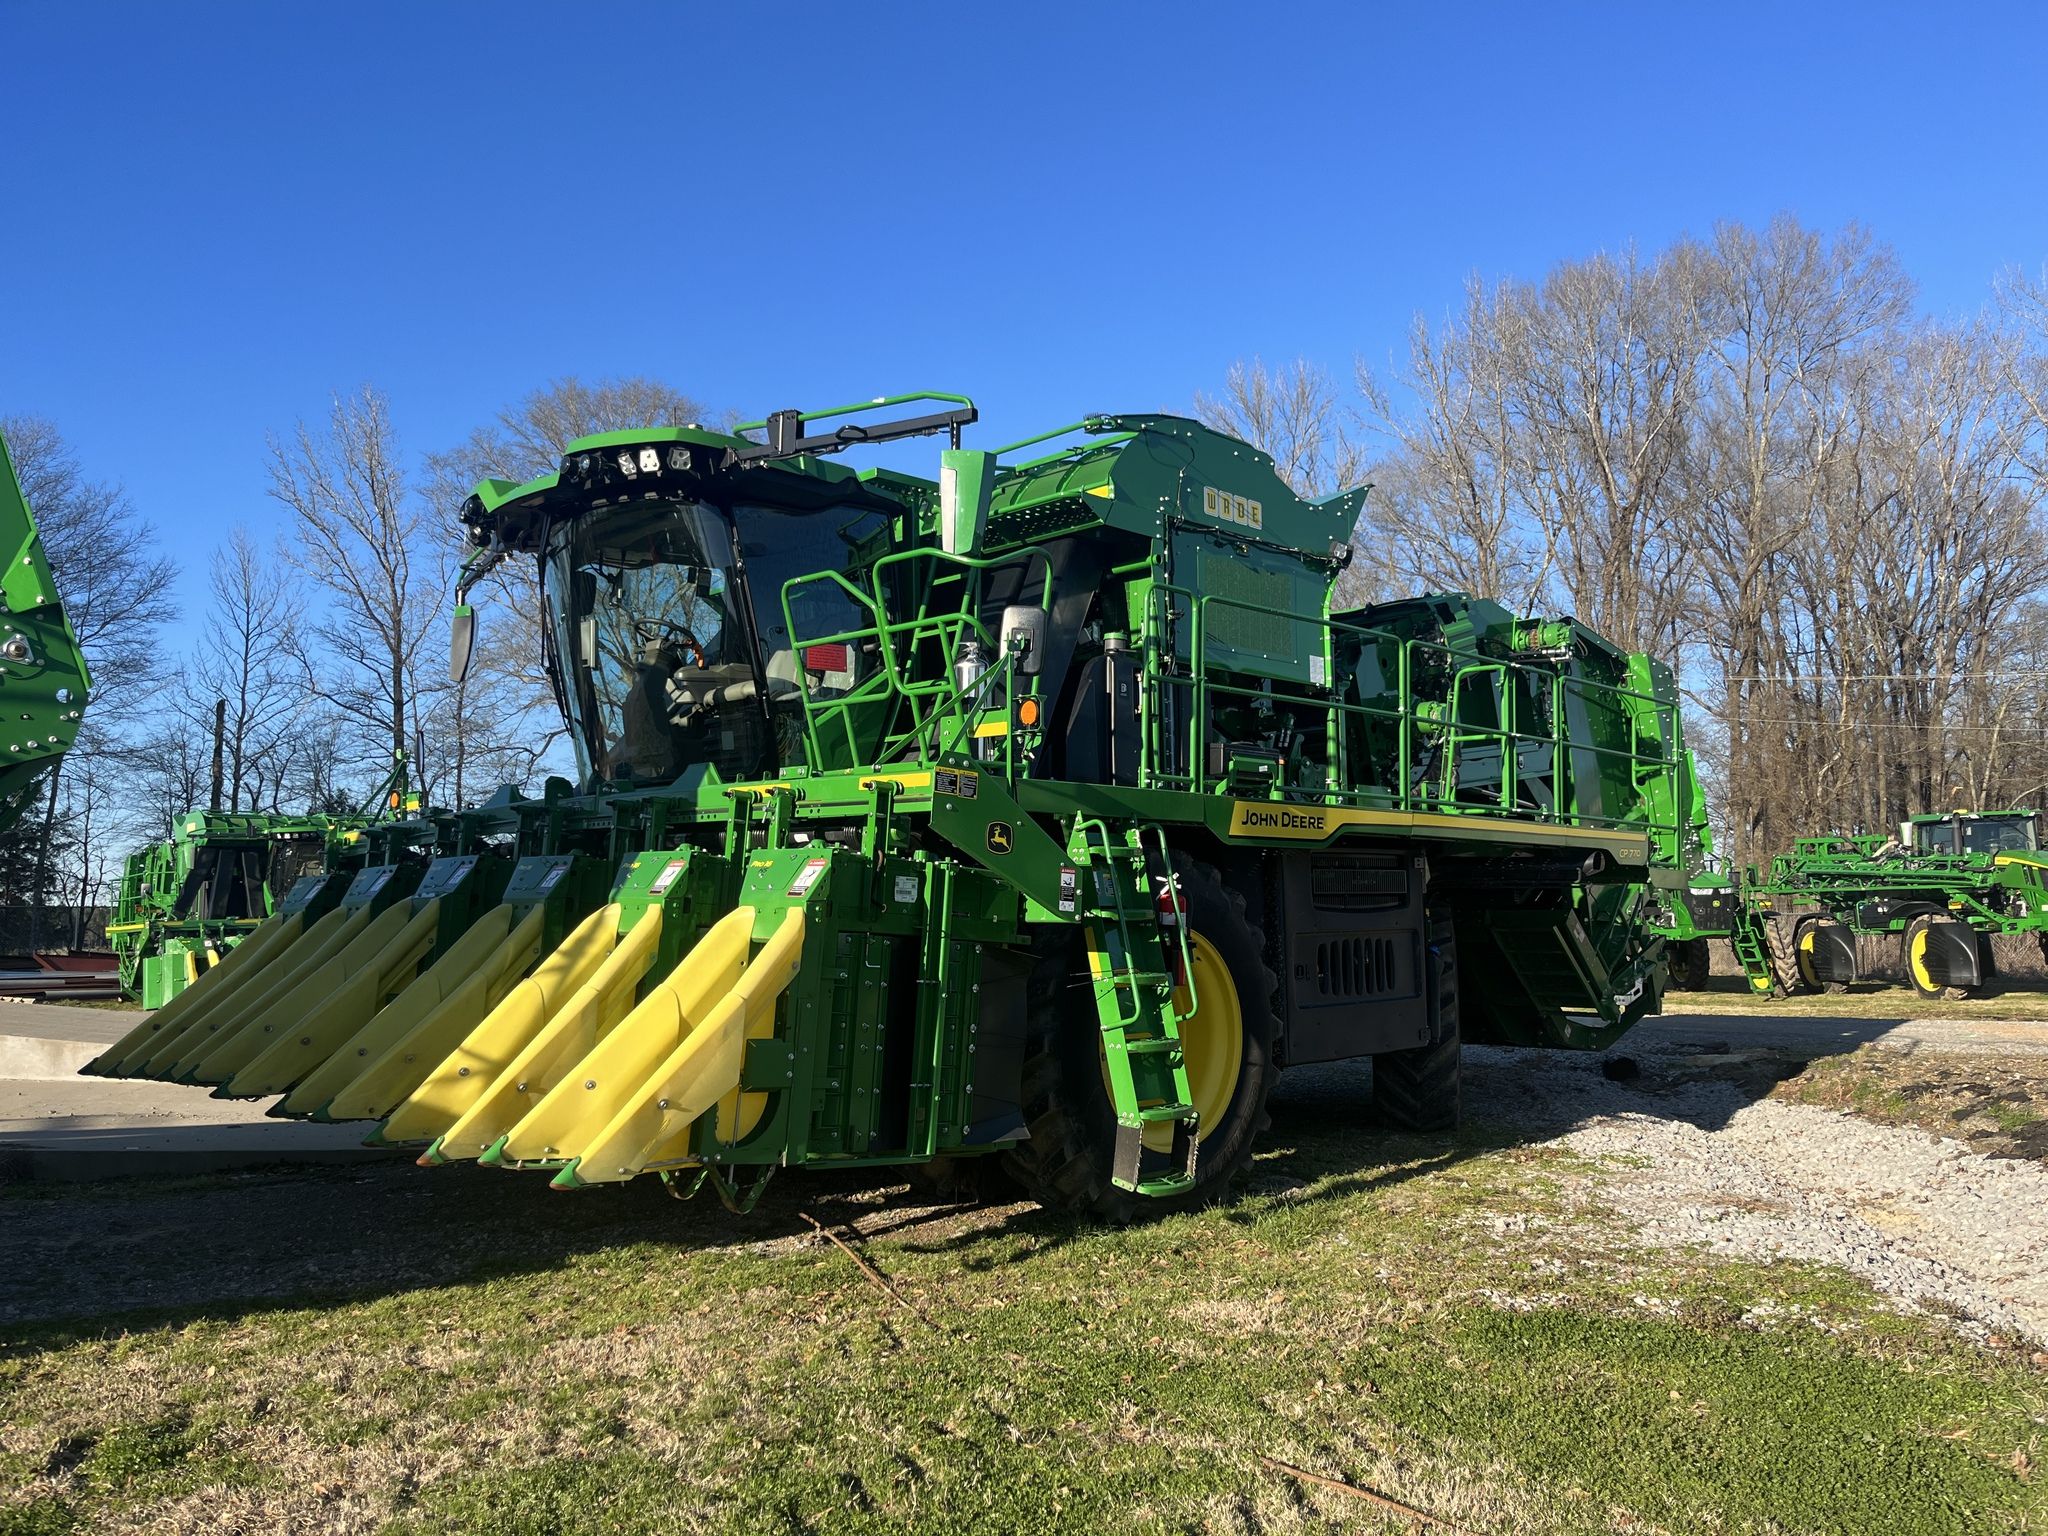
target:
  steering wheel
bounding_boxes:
[632,618,707,670]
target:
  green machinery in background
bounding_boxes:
[1634,727,1760,994]
[93,397,1702,1217]
[0,430,90,826]
[108,811,366,1007]
[1740,809,2048,1000]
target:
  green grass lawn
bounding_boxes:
[2,1099,2043,1535]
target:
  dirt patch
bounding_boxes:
[1762,1048,2048,1162]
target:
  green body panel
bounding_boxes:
[0,430,90,823]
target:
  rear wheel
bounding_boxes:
[1794,916,1849,995]
[1905,914,1971,1001]
[1004,854,1277,1222]
[1372,906,1461,1131]
[1665,936,1712,992]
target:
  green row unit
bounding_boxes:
[94,397,1703,1220]
[1740,810,2048,1000]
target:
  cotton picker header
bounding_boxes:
[92,396,1697,1216]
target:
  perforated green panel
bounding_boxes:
[1180,539,1317,682]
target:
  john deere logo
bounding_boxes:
[986,822,1014,855]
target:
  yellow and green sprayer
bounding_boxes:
[90,397,1703,1217]
[1737,810,2048,1000]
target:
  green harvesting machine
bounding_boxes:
[92,397,1700,1215]
[0,429,90,824]
[109,810,372,1007]
[1637,738,1753,993]
[1742,809,2048,1000]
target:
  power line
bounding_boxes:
[1715,670,2048,684]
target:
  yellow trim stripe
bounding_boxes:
[1225,800,1651,852]
[734,772,936,796]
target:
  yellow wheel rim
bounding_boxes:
[1796,927,1821,988]
[1909,927,1936,994]
[1171,933,1244,1146]
[1104,931,1246,1153]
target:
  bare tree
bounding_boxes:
[190,528,305,811]
[268,386,449,799]
[1195,357,1366,500]
[1212,216,2048,868]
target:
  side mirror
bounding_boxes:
[450,604,476,685]
[999,604,1049,675]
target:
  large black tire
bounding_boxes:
[1372,906,1460,1132]
[1793,916,1849,994]
[1904,914,1971,1002]
[1003,853,1277,1222]
[1764,917,1810,995]
[1665,936,1712,993]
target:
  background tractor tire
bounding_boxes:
[1793,916,1849,994]
[1665,935,1712,993]
[1004,853,1277,1223]
[1904,914,1971,1002]
[1764,917,1810,995]
[1372,906,1461,1132]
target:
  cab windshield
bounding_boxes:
[1961,816,2037,855]
[544,497,884,786]
[1914,816,2038,855]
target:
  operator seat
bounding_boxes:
[616,636,682,781]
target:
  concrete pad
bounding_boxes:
[0,998,142,1078]
[0,1056,401,1184]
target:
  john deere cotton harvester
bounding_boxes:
[108,810,372,1008]
[91,397,1697,1217]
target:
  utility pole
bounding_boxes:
[210,697,226,811]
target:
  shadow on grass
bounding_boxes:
[0,1025,1859,1346]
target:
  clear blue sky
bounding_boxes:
[4,0,2045,632]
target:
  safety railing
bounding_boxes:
[1142,582,1687,850]
[779,554,1688,854]
[781,547,1055,778]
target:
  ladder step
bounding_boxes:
[1118,1037,1182,1056]
[1135,1105,1196,1123]
[1100,970,1171,989]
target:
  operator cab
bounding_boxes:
[460,399,979,793]
[1905,811,2040,856]
[545,496,887,786]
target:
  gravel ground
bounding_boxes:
[1456,1041,2048,1347]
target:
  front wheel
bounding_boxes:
[1665,936,1712,992]
[1794,917,1849,995]
[1764,918,1810,995]
[1004,853,1277,1222]
[1905,914,1971,1001]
